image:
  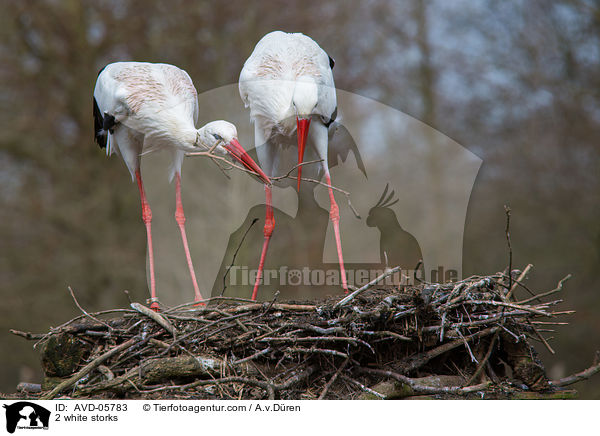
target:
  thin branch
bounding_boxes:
[504,205,513,292]
[221,218,259,297]
[318,359,350,400]
[335,266,401,308]
[68,286,114,332]
[270,159,324,181]
[527,320,555,354]
[465,331,499,386]
[550,352,600,387]
[517,274,571,305]
[340,375,385,399]
[186,151,270,184]
[505,264,533,301]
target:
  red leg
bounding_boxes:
[175,173,204,304]
[135,170,159,311]
[325,173,348,292]
[251,185,274,301]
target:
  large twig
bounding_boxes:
[68,286,114,332]
[334,266,401,309]
[358,367,490,395]
[550,352,600,387]
[518,274,571,305]
[130,302,177,338]
[505,264,533,301]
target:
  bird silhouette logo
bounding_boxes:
[366,183,423,274]
[3,402,50,433]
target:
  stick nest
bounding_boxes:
[13,269,598,400]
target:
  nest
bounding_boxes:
[11,267,600,400]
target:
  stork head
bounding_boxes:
[198,121,270,184]
[292,77,319,190]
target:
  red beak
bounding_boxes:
[296,117,311,191]
[224,139,270,184]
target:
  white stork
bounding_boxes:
[93,61,269,310]
[239,31,346,300]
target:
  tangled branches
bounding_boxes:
[10,267,599,400]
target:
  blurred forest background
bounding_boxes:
[1,0,598,398]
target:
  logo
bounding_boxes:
[3,402,50,434]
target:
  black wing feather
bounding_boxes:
[93,97,107,149]
[323,106,337,128]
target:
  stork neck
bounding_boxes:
[167,118,199,151]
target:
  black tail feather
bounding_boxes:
[93,96,107,149]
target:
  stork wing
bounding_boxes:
[94,62,199,132]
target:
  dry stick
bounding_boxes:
[551,352,600,387]
[232,348,272,365]
[9,329,45,340]
[465,300,549,316]
[286,347,350,360]
[335,266,402,309]
[465,331,499,386]
[190,151,363,219]
[518,274,572,305]
[341,375,386,399]
[186,151,271,184]
[32,308,136,350]
[259,336,364,347]
[41,337,138,399]
[505,264,533,301]
[360,330,412,342]
[455,329,478,363]
[163,296,258,313]
[224,303,316,314]
[318,359,350,400]
[221,218,259,297]
[504,205,513,292]
[130,302,177,338]
[68,286,114,332]
[270,159,324,181]
[399,327,499,373]
[526,320,555,354]
[359,367,491,396]
[421,312,531,332]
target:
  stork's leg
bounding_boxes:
[251,184,274,301]
[175,173,204,304]
[135,170,159,310]
[324,171,348,292]
[310,121,348,292]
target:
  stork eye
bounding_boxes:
[212,134,223,141]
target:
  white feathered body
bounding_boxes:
[239,31,337,139]
[93,62,200,181]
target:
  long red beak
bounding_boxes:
[224,139,270,184]
[296,117,311,191]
